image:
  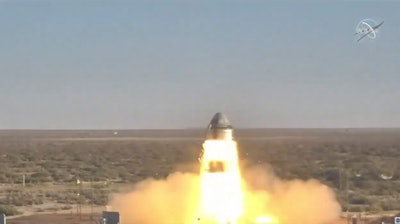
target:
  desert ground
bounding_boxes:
[0,129,399,224]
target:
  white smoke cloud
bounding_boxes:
[241,165,342,224]
[109,172,200,224]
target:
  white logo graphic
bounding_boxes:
[354,18,384,42]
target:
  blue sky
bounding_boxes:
[1,1,399,129]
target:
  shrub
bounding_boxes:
[0,205,22,216]
[348,206,363,212]
[365,203,383,212]
[349,194,370,204]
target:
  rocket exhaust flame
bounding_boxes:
[198,140,243,224]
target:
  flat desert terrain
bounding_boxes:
[0,129,399,224]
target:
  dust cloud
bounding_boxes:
[109,172,201,224]
[109,164,341,224]
[240,164,342,224]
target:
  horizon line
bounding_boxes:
[1,127,400,131]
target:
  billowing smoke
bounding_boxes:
[109,163,341,224]
[109,172,201,224]
[240,164,342,224]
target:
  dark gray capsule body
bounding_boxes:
[206,112,233,140]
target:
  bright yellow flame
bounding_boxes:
[255,216,278,224]
[196,139,278,224]
[198,140,243,224]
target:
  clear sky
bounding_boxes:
[1,1,399,129]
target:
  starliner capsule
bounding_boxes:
[198,112,243,223]
[206,112,234,141]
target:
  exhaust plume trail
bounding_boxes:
[109,113,341,224]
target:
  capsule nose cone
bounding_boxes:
[208,112,232,130]
[206,112,234,140]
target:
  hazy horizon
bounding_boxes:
[1,1,400,129]
[1,127,400,131]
